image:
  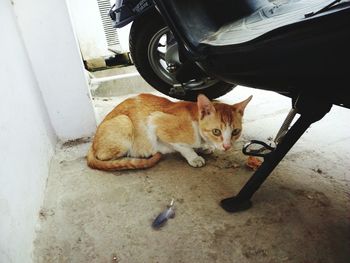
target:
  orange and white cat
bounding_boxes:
[87,93,252,171]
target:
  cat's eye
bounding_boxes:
[212,129,221,136]
[232,128,241,136]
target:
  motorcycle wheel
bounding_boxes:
[129,11,234,101]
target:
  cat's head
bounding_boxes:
[197,94,252,151]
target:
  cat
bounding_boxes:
[87,93,252,171]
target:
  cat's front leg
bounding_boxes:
[172,144,205,167]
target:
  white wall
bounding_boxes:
[68,0,110,60]
[117,23,132,53]
[0,1,56,262]
[12,0,97,141]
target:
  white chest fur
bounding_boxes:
[191,121,202,148]
[146,117,174,154]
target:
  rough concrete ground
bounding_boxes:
[33,86,350,263]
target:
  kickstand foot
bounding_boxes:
[220,196,252,213]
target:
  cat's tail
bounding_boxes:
[87,147,162,171]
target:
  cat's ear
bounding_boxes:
[233,95,253,115]
[197,94,216,119]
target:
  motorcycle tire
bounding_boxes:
[129,11,235,101]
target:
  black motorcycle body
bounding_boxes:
[110,0,350,106]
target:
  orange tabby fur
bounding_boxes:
[87,93,252,171]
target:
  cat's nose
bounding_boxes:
[223,143,231,151]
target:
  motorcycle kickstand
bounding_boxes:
[220,95,332,213]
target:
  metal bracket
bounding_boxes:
[169,84,186,96]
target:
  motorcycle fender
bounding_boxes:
[109,0,155,28]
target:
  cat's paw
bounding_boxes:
[188,156,206,168]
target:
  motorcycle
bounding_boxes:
[109,0,350,212]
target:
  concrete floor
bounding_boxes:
[33,85,350,263]
[89,66,154,98]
